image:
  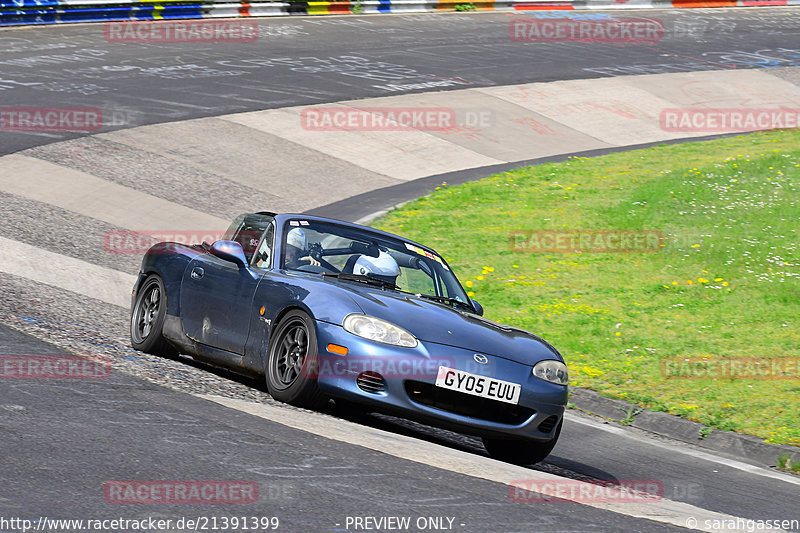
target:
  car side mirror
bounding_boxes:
[471,299,484,316]
[210,240,247,268]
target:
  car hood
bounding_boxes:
[337,283,562,366]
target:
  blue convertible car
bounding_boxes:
[130,212,568,464]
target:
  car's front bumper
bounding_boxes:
[314,320,567,441]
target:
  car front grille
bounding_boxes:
[404,380,536,425]
[356,371,386,393]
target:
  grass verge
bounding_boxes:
[373,129,800,446]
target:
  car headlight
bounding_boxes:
[532,360,569,385]
[343,314,418,348]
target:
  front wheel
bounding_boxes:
[482,421,562,465]
[265,310,327,409]
[130,274,175,356]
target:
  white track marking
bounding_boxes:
[0,154,228,232]
[223,106,503,180]
[0,237,136,308]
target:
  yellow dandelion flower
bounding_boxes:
[714,278,723,282]
[512,264,519,268]
[467,291,475,297]
[687,280,694,285]
[691,244,701,248]
[465,281,473,288]
[477,275,484,281]
[722,281,729,287]
[671,281,678,285]
[698,278,708,283]
[615,332,622,336]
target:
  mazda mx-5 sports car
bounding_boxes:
[130,212,568,464]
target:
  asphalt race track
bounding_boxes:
[2,9,800,155]
[1,8,799,533]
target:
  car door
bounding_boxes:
[180,252,261,355]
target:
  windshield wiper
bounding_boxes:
[417,293,472,310]
[322,272,397,290]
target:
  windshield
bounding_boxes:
[281,219,470,304]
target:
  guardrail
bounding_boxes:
[1,0,796,27]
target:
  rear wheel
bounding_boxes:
[265,310,327,409]
[482,421,562,465]
[130,275,175,356]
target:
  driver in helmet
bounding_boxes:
[353,250,399,286]
[284,228,321,269]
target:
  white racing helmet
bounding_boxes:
[354,251,399,284]
[286,228,307,250]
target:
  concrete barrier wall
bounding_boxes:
[2,0,798,27]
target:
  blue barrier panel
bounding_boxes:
[0,1,206,24]
[0,13,58,24]
[0,0,58,6]
[0,0,786,27]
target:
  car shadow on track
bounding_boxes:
[170,351,620,484]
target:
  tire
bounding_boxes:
[130,274,176,356]
[265,310,327,409]
[482,421,562,465]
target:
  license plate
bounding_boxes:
[435,366,521,405]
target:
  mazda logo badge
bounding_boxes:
[473,354,488,365]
